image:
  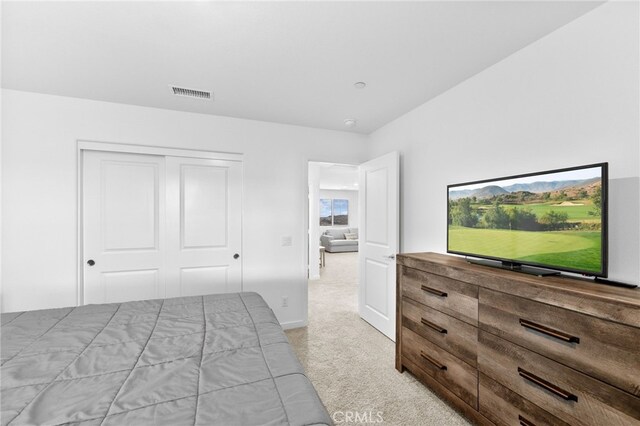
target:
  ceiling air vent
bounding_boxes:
[170,85,212,100]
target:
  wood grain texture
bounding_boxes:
[402,357,494,426]
[396,253,640,426]
[403,327,478,408]
[479,287,640,397]
[397,253,640,327]
[403,296,478,367]
[396,263,404,372]
[478,330,640,426]
[479,373,571,426]
[401,265,479,326]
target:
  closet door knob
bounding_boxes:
[233,253,240,259]
[87,259,95,266]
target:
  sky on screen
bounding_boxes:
[450,166,602,192]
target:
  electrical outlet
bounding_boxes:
[282,296,288,307]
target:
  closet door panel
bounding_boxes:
[165,157,243,298]
[82,151,166,304]
[83,151,243,304]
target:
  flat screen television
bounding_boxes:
[447,163,608,278]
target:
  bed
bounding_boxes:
[0,292,331,426]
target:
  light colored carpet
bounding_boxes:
[285,252,472,425]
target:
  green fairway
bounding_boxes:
[523,201,596,222]
[475,200,597,222]
[448,226,602,273]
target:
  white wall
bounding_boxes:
[2,1,638,323]
[1,89,368,327]
[369,2,640,284]
[318,189,359,231]
[0,1,3,308]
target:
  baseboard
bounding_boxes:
[281,319,308,330]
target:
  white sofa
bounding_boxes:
[320,227,359,253]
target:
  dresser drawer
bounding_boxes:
[479,373,570,426]
[479,331,640,426]
[402,327,478,408]
[479,288,640,397]
[402,296,477,367]
[401,266,478,326]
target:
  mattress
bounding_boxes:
[0,292,331,426]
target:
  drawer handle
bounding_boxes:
[519,319,580,344]
[517,367,578,402]
[420,351,447,371]
[518,415,536,426]
[420,285,448,297]
[420,317,448,334]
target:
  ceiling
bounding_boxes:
[318,164,359,191]
[2,1,602,134]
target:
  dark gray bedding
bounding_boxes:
[0,292,331,426]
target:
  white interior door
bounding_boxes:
[359,151,399,341]
[165,157,243,298]
[83,150,242,304]
[83,151,167,304]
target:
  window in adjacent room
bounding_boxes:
[332,199,349,225]
[320,199,333,225]
[320,198,349,225]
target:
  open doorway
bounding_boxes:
[305,153,399,341]
[307,161,360,313]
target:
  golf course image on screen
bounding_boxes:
[448,167,603,273]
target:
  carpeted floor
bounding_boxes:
[285,252,471,425]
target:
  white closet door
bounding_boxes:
[165,157,243,298]
[82,151,166,304]
[83,151,243,304]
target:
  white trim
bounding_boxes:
[76,145,83,306]
[302,170,309,326]
[77,140,243,162]
[280,319,308,330]
[76,140,244,306]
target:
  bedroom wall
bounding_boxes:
[368,1,640,284]
[0,89,368,327]
[0,2,3,307]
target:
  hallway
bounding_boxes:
[286,252,470,425]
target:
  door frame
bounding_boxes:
[305,154,399,337]
[76,140,243,305]
[305,160,361,320]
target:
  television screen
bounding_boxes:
[447,163,608,277]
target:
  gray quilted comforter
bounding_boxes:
[0,292,331,426]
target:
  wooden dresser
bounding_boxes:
[396,252,640,426]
